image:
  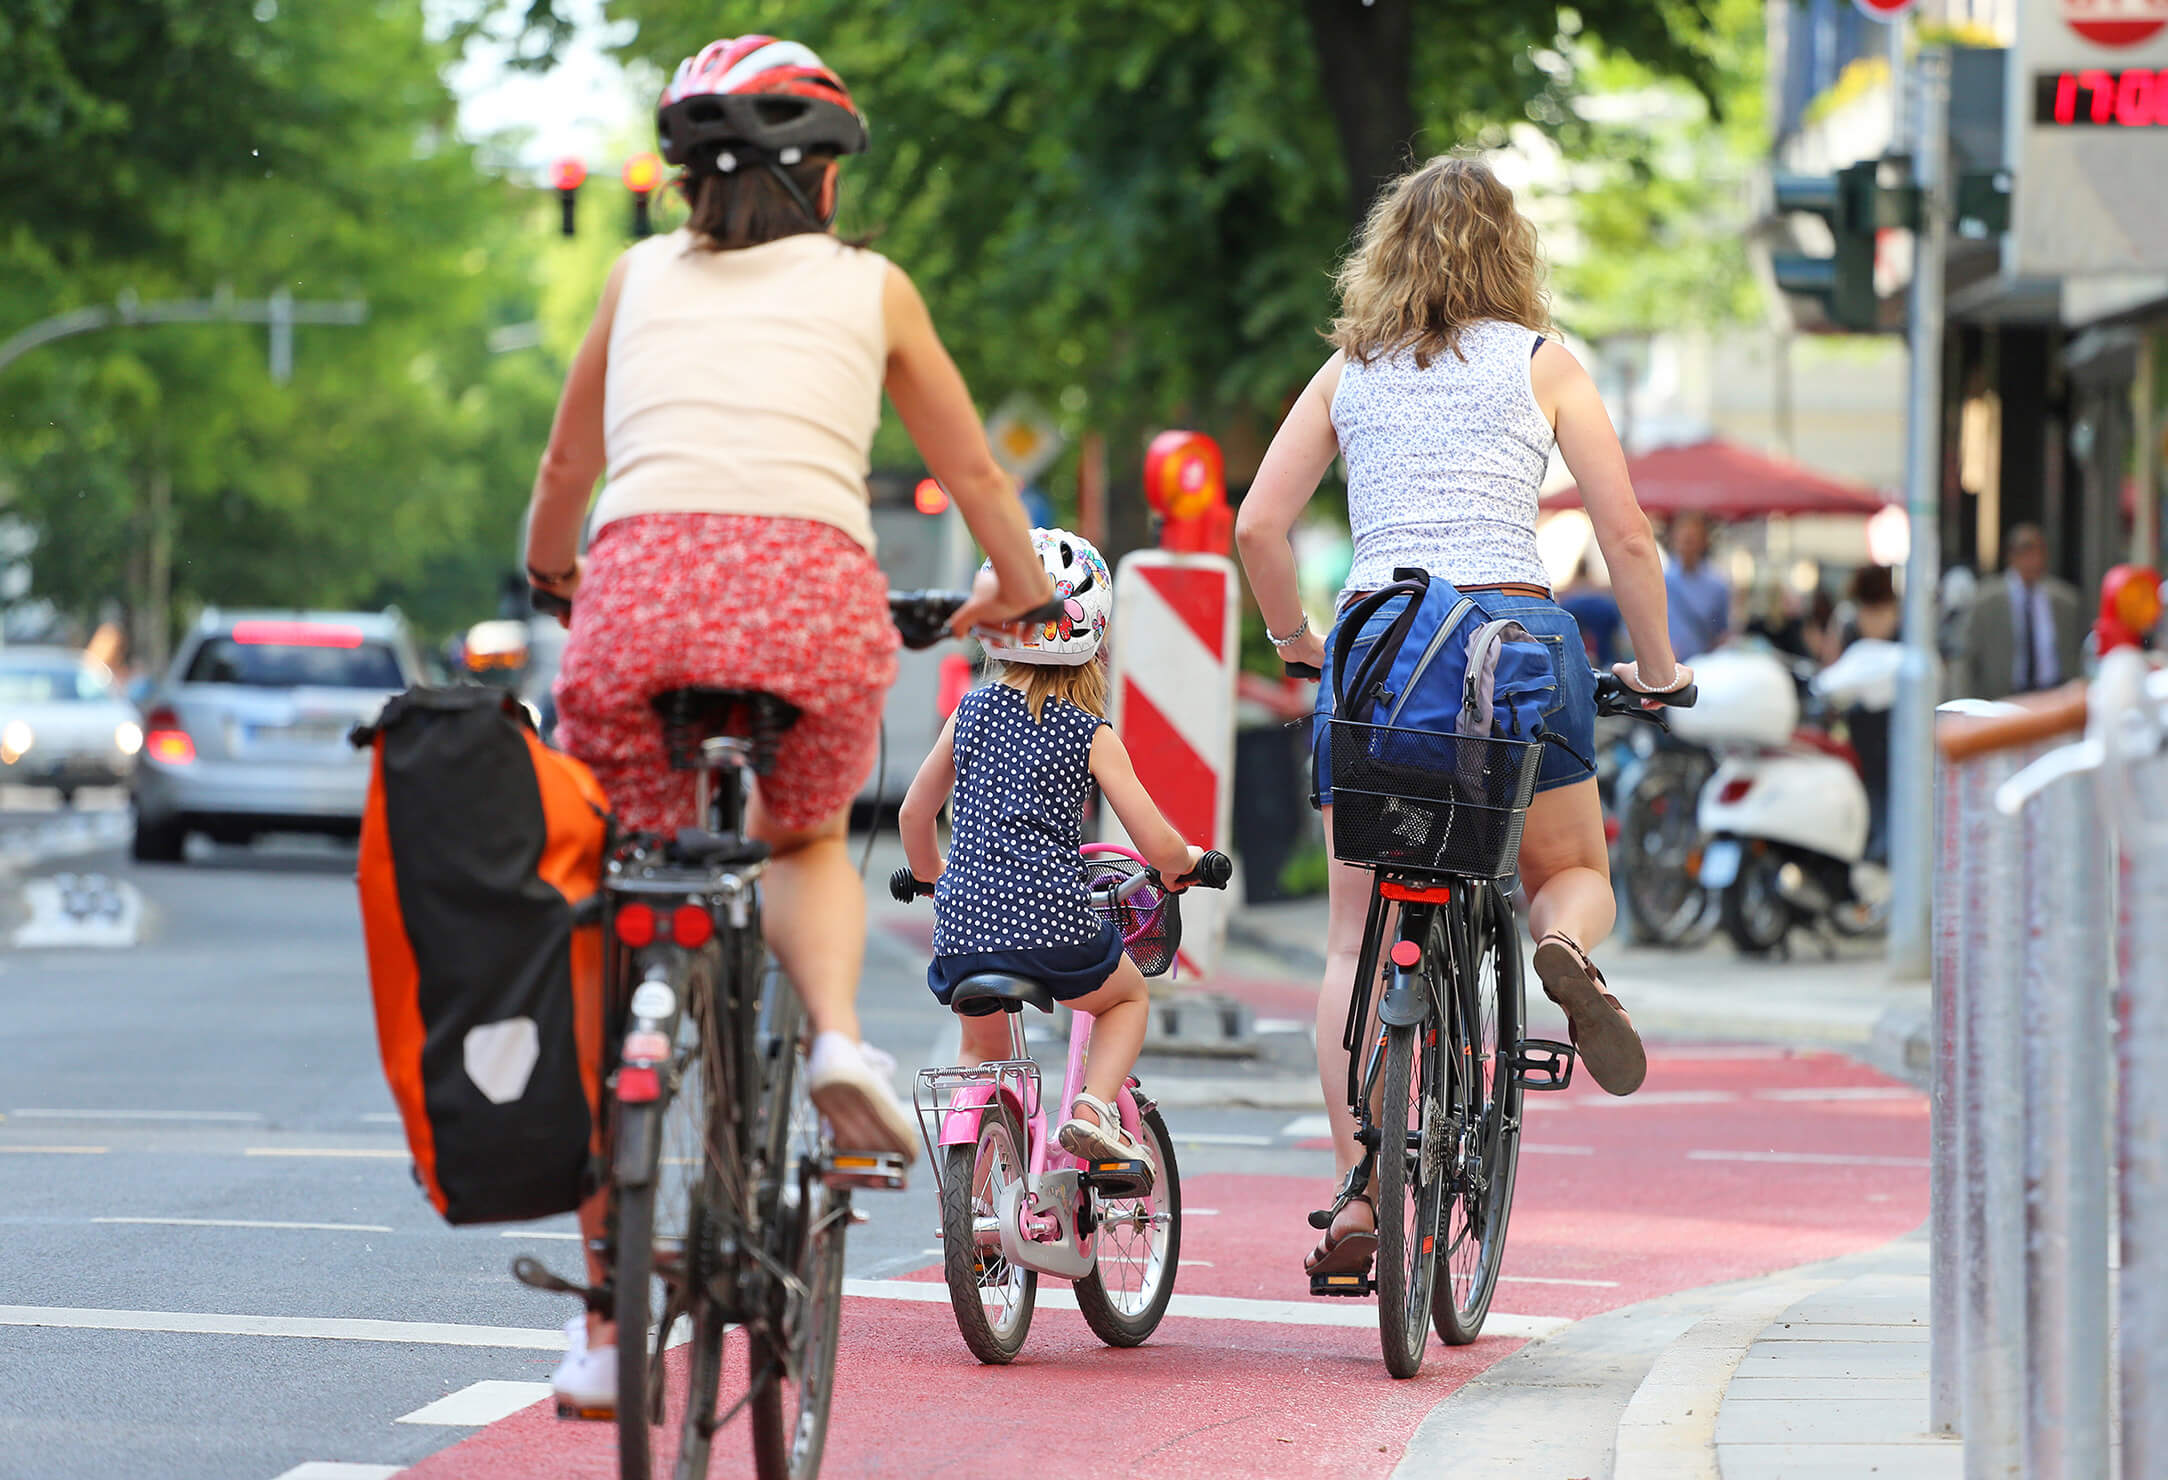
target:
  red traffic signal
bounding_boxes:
[622,152,663,195]
[550,157,587,192]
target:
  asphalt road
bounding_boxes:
[0,828,1931,1480]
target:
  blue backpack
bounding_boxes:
[1328,569,1559,743]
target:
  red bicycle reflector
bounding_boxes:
[912,478,949,515]
[550,156,587,192]
[231,620,364,648]
[1718,777,1755,805]
[1390,940,1422,969]
[670,904,713,949]
[617,1065,661,1103]
[622,1030,671,1062]
[614,903,657,948]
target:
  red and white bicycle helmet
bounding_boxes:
[657,36,868,168]
[979,529,1114,668]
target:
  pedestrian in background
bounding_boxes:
[1954,524,2081,700]
[1832,564,1899,860]
[1663,510,1731,660]
[1559,554,1623,667]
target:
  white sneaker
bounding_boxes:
[807,1031,919,1162]
[550,1314,616,1420]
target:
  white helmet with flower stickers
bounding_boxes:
[979,528,1112,667]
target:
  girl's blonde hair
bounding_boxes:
[999,658,1109,722]
[1330,154,1553,369]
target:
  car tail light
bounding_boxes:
[670,904,713,949]
[614,903,657,948]
[143,707,196,765]
[616,1065,661,1103]
[1718,777,1755,805]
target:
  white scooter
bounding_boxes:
[1671,642,1902,955]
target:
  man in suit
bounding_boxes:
[1955,524,2083,700]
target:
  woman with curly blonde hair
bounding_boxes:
[1236,154,1691,1281]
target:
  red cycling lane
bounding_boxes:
[401,1046,1927,1479]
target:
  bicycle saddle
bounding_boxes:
[649,687,802,774]
[947,974,1056,1017]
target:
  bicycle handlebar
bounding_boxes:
[890,849,1233,907]
[1592,671,1697,726]
[529,585,1065,648]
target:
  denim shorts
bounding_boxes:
[1311,590,1598,807]
[927,918,1127,1005]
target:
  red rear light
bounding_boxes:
[1718,777,1755,805]
[230,620,363,648]
[614,903,657,948]
[144,707,195,765]
[912,478,949,515]
[617,1065,661,1103]
[670,904,713,949]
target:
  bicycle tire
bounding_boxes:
[672,1301,728,1480]
[1618,751,1715,948]
[941,1103,1036,1364]
[1073,1103,1181,1347]
[1375,1013,1445,1379]
[747,1170,845,1480]
[613,1126,660,1480]
[1432,883,1524,1346]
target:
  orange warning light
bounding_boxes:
[913,478,950,515]
[1143,430,1226,523]
[622,152,663,195]
[550,157,587,192]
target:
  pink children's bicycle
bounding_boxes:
[890,843,1231,1363]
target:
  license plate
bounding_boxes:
[1700,839,1743,889]
[248,719,345,747]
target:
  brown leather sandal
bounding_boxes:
[1532,932,1647,1096]
[1303,1193,1379,1277]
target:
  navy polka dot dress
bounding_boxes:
[928,683,1125,1003]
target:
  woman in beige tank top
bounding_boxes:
[521,37,1050,1400]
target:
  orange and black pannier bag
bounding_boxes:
[352,687,610,1224]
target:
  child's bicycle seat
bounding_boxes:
[947,974,1055,1017]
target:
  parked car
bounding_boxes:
[0,647,142,805]
[131,610,423,862]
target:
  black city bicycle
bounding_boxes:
[518,586,1058,1480]
[1298,665,1694,1377]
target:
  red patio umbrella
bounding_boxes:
[1540,438,1891,518]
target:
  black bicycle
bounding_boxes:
[518,585,1058,1480]
[1298,665,1694,1377]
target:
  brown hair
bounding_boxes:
[680,155,834,251]
[999,659,1109,723]
[1329,154,1553,368]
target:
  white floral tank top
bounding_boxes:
[1331,319,1556,596]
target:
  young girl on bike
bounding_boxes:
[523,35,1050,1411]
[898,529,1202,1185]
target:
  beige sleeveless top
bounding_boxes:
[591,230,890,551]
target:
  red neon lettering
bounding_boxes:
[2116,68,2155,126]
[2055,71,2079,125]
[2081,69,2116,124]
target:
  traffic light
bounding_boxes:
[550,158,585,238]
[623,153,663,239]
[1771,160,1881,332]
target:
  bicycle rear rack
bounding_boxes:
[912,1059,1042,1204]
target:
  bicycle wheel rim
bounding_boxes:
[1438,889,1521,1334]
[750,1065,844,1480]
[1075,1105,1180,1341]
[967,1115,1033,1341]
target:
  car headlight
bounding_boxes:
[115,721,143,757]
[1,721,31,763]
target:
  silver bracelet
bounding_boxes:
[1267,613,1311,648]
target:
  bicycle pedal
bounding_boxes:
[555,1399,615,1422]
[1509,1038,1577,1092]
[821,1150,908,1191]
[1078,1159,1153,1198]
[1309,1271,1375,1297]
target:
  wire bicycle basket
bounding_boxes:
[1081,853,1183,977]
[1327,718,1545,879]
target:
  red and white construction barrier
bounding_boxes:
[1106,550,1239,976]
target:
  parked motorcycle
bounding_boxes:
[1674,642,1901,955]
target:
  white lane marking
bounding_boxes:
[0,1145,106,1155]
[273,1466,403,1480]
[1530,1090,1740,1109]
[1499,1274,1620,1288]
[1254,1018,1309,1035]
[92,1217,393,1234]
[1184,1208,1219,1215]
[396,1380,552,1426]
[1177,1260,1215,1267]
[0,1306,569,1349]
[244,1148,407,1159]
[1520,1144,1595,1156]
[1175,1132,1275,1146]
[12,877,142,949]
[498,1230,582,1240]
[1686,1149,1929,1168]
[1647,1045,1794,1061]
[840,1278,1569,1337]
[1754,1086,1922,1103]
[359,1113,404,1124]
[1279,1114,1332,1139]
[10,1108,266,1122]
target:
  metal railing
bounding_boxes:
[1932,649,2168,1478]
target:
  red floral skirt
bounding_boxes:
[554,513,899,832]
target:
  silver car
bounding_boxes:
[0,648,142,803]
[132,610,421,862]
